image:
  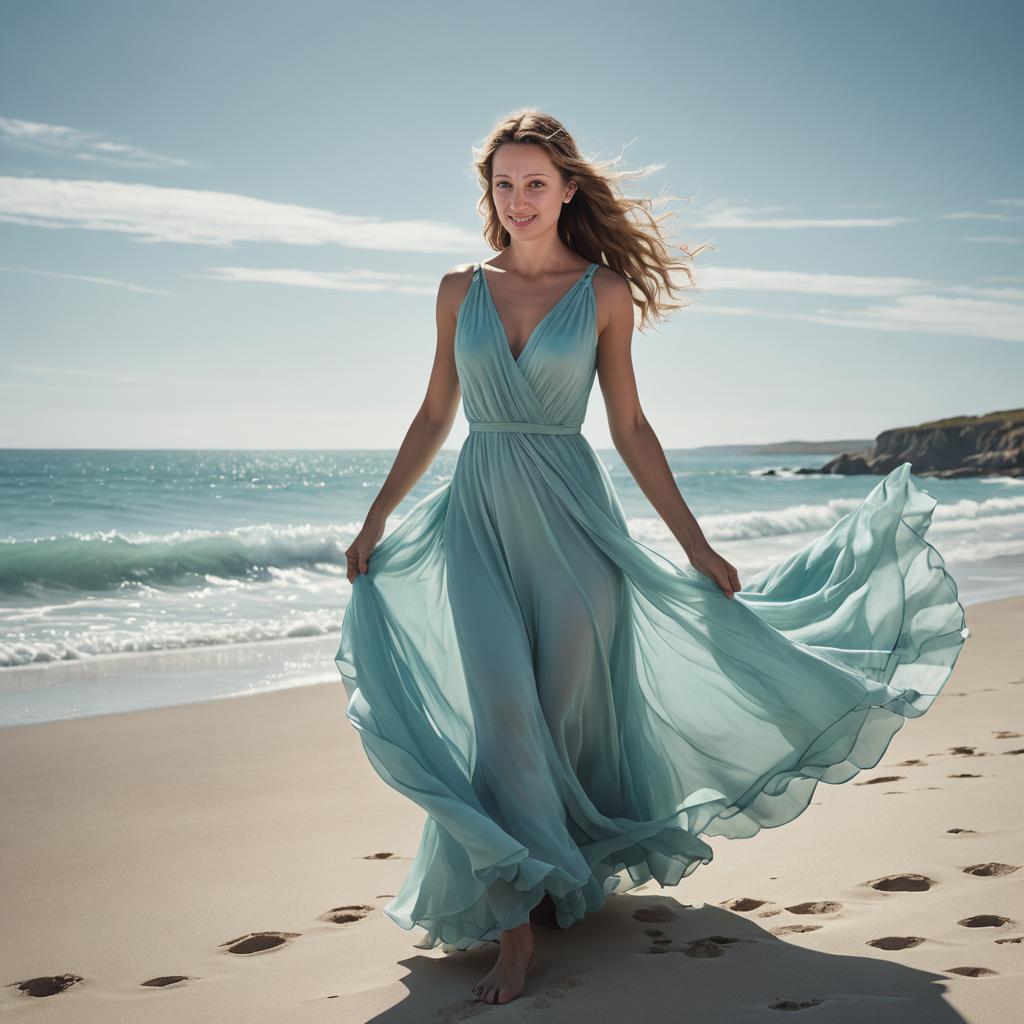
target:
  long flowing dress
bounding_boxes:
[334,260,970,952]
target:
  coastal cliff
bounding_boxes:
[812,407,1024,478]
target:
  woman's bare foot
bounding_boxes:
[472,921,535,1004]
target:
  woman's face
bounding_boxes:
[490,143,574,237]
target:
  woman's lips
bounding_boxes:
[509,215,537,227]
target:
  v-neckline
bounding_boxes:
[478,261,595,365]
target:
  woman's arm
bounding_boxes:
[344,265,469,582]
[594,270,742,598]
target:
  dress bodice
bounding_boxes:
[454,262,600,433]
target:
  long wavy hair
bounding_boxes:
[471,107,713,332]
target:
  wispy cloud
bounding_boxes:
[800,295,1024,343]
[0,264,171,294]
[693,200,913,229]
[697,266,926,296]
[698,266,1024,303]
[0,176,480,248]
[0,117,193,169]
[701,293,1024,343]
[197,266,438,294]
[937,198,1024,237]
[940,211,1024,222]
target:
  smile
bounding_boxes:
[509,215,537,225]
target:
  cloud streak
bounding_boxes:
[0,175,481,249]
[197,266,439,295]
[0,264,171,294]
[700,293,1024,343]
[693,199,913,229]
[0,117,192,169]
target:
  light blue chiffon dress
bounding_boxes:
[334,259,970,952]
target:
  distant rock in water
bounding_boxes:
[801,407,1024,478]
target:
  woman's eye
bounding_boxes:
[496,181,544,189]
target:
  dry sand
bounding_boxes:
[1,595,1021,1023]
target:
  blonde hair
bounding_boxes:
[471,107,713,331]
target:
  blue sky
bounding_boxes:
[1,0,1021,449]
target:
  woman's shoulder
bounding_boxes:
[441,261,479,288]
[436,262,479,325]
[591,262,631,300]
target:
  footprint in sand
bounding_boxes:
[946,966,999,977]
[721,897,771,912]
[141,975,190,987]
[963,863,1021,877]
[785,901,842,915]
[644,934,749,957]
[768,996,825,1010]
[854,775,904,785]
[992,730,1022,739]
[644,928,673,947]
[949,746,987,756]
[219,931,301,955]
[685,935,746,957]
[1003,748,1024,756]
[959,915,1011,928]
[632,905,679,923]
[6,975,83,998]
[868,873,936,892]
[947,827,977,834]
[319,904,374,924]
[771,924,822,935]
[363,851,396,859]
[867,936,926,949]
[948,773,982,779]
[894,758,927,766]
[995,936,1024,944]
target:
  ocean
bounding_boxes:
[2,447,1021,727]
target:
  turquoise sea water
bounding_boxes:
[1,448,1020,726]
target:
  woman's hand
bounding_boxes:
[345,515,385,583]
[686,540,742,599]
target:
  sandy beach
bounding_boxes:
[1,594,1020,1023]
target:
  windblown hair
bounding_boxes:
[471,107,713,332]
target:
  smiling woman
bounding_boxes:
[335,107,969,1006]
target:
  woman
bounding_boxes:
[336,109,969,1005]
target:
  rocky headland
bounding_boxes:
[750,408,1024,478]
